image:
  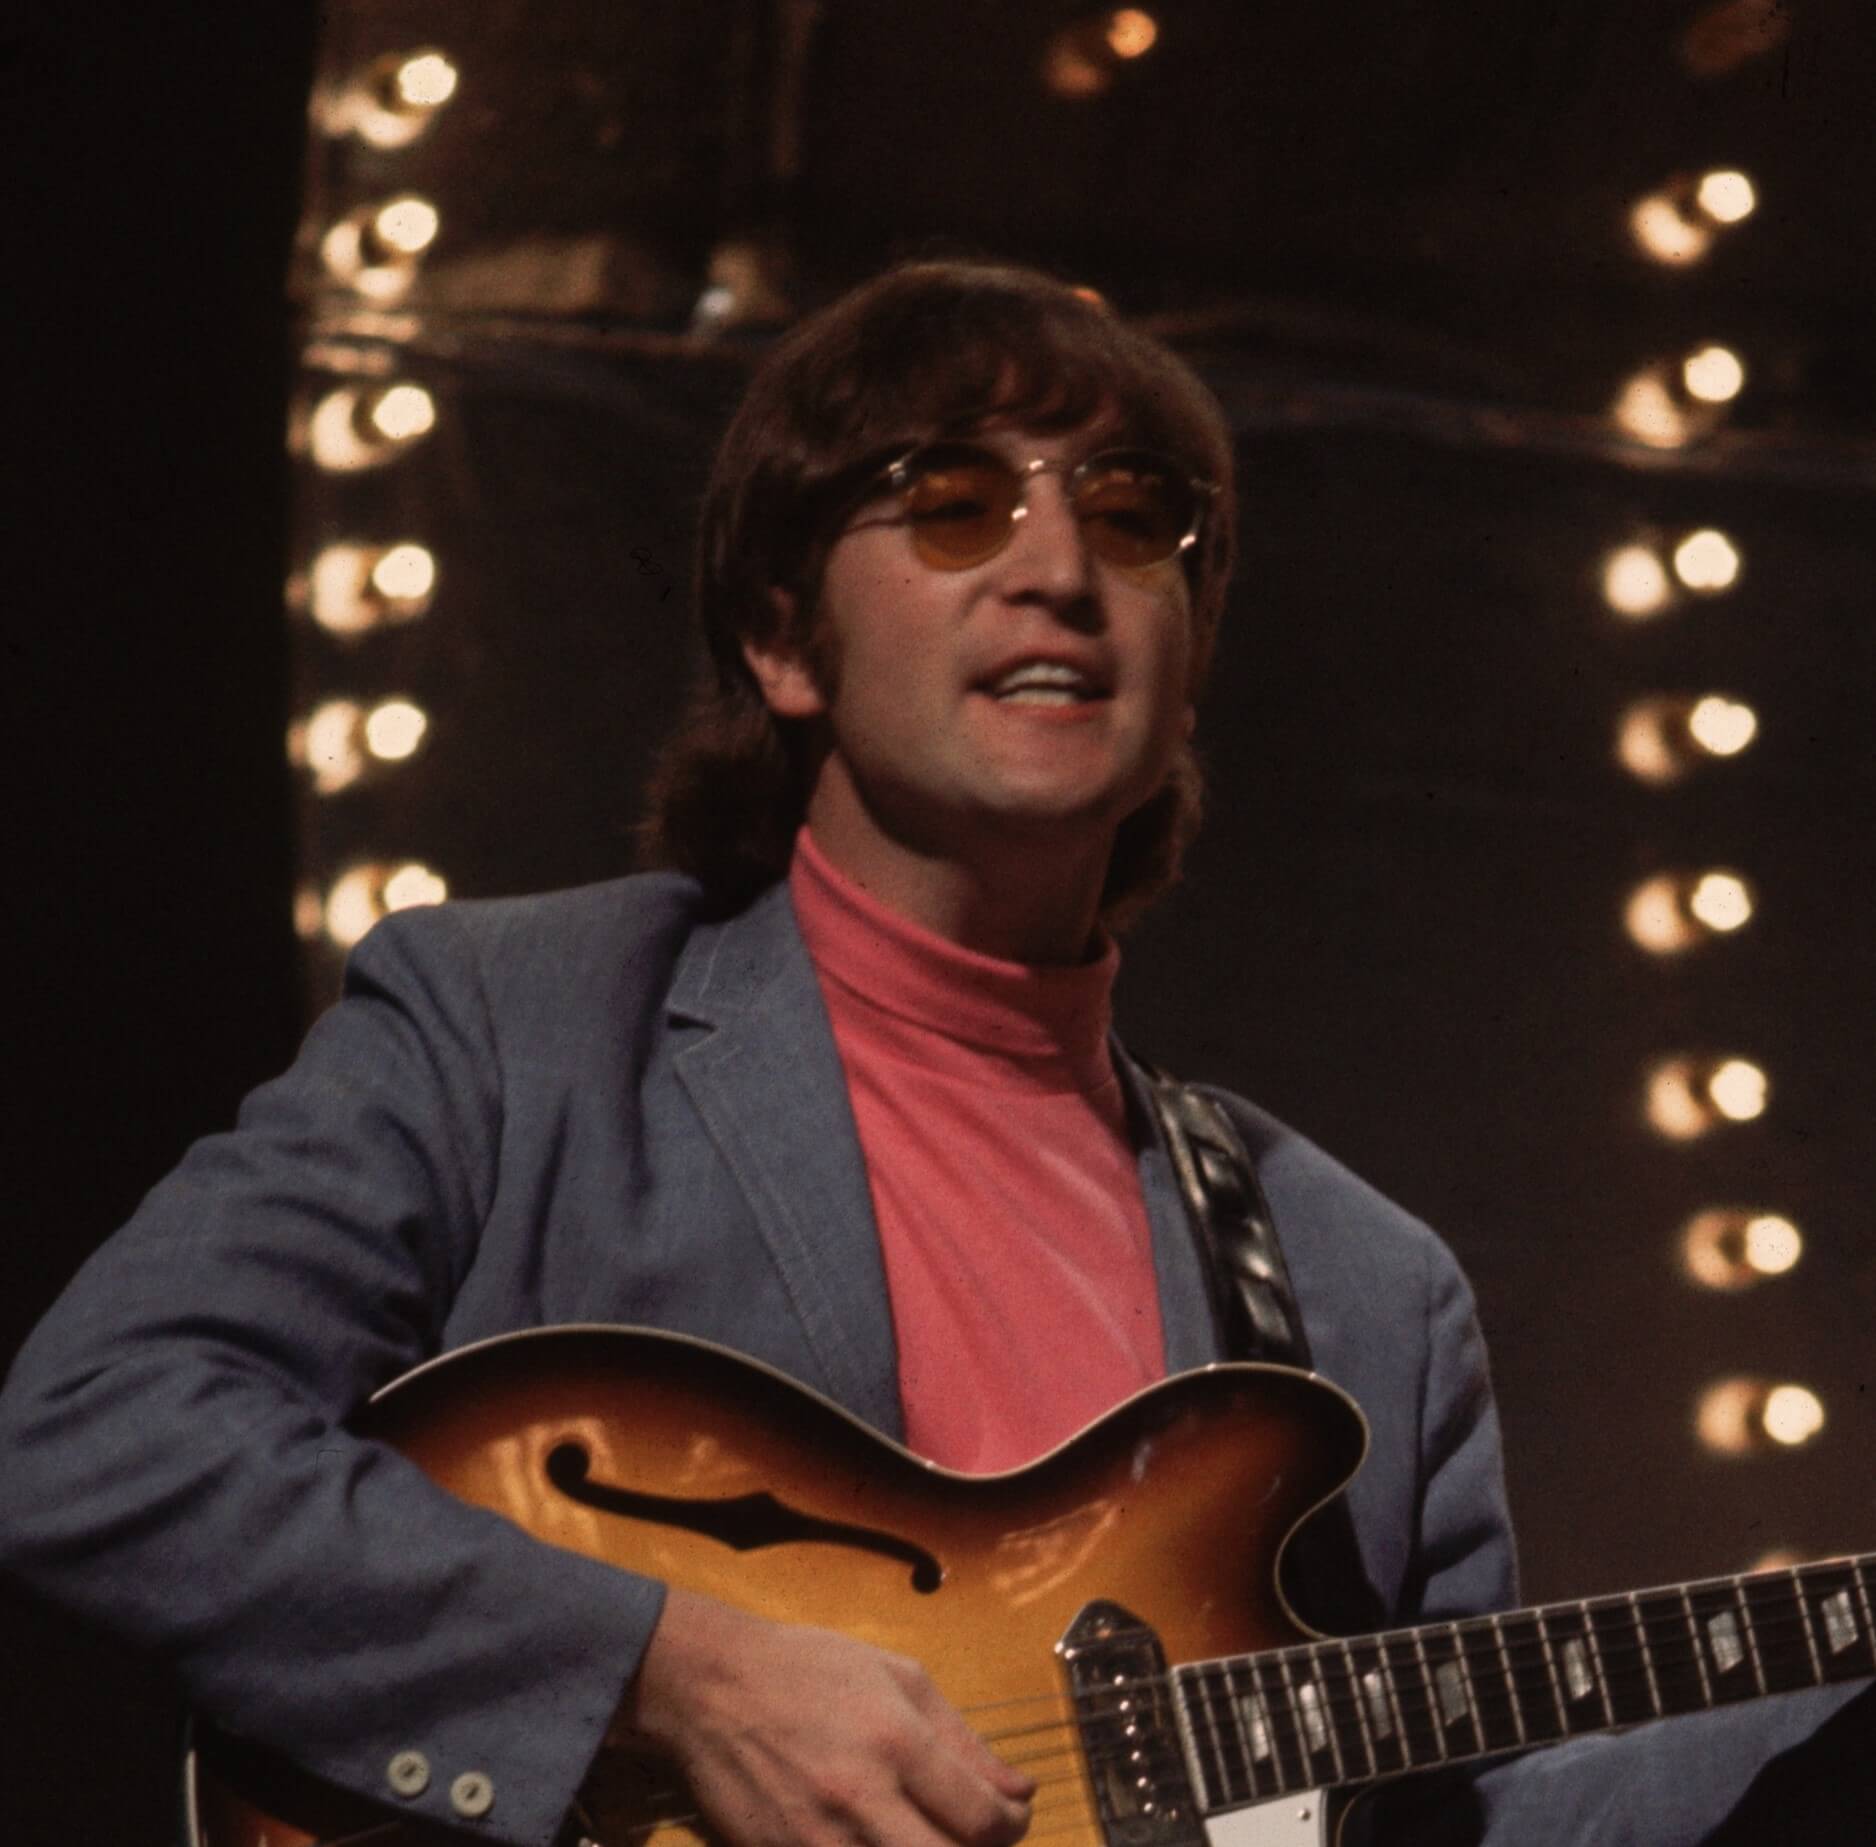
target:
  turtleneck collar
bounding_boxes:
[787,824,1121,1096]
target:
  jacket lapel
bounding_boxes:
[665,882,904,1437]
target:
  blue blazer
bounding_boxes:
[0,876,1853,1846]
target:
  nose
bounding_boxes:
[990,473,1096,608]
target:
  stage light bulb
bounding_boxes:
[1695,1378,1760,1454]
[1688,695,1758,756]
[1630,194,1713,267]
[1763,1385,1824,1447]
[372,543,437,603]
[1683,344,1746,403]
[1673,528,1741,591]
[1626,876,1699,954]
[293,699,367,795]
[1697,168,1757,224]
[1646,1061,1709,1140]
[1602,545,1673,618]
[1708,1058,1767,1121]
[323,862,449,949]
[374,197,440,256]
[1106,9,1160,57]
[370,385,436,443]
[1743,1214,1803,1275]
[364,699,428,762]
[1681,1209,1803,1290]
[397,52,459,108]
[1688,871,1752,932]
[1613,372,1693,448]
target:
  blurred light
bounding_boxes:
[1747,1546,1808,1573]
[1681,1209,1804,1290]
[1673,528,1742,591]
[1688,695,1758,757]
[1623,869,1755,955]
[1683,344,1746,403]
[1629,195,1713,267]
[306,384,438,473]
[1744,1213,1803,1275]
[1044,10,1163,97]
[1764,1385,1826,1447]
[1697,168,1758,223]
[321,49,460,150]
[1602,544,1674,618]
[1618,695,1760,785]
[375,196,440,256]
[301,542,438,637]
[321,197,442,302]
[1645,1054,1768,1140]
[1710,1058,1767,1121]
[1681,1,1792,80]
[397,52,459,108]
[288,700,367,795]
[1612,370,1694,448]
[1696,1377,1824,1455]
[364,699,428,762]
[1106,9,1160,57]
[323,862,449,949]
[690,240,794,335]
[1688,870,1753,932]
[293,883,325,941]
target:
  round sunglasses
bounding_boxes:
[856,440,1218,572]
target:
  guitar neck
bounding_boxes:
[1172,1551,1876,1808]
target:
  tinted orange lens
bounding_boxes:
[895,445,1197,569]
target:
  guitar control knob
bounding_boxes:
[387,1750,431,1798]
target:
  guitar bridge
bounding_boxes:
[1058,1601,1206,1847]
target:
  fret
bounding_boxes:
[1382,1629,1443,1767]
[1456,1618,1523,1751]
[1420,1625,1482,1759]
[1733,1579,1769,1693]
[1795,1562,1876,1686]
[1634,1590,1706,1718]
[1679,1588,1714,1708]
[1741,1571,1817,1693]
[1278,1647,1345,1785]
[1247,1648,1308,1792]
[1541,1603,1612,1734]
[1334,1639,1380,1779]
[1853,1560,1876,1656]
[1344,1637,1409,1777]
[1682,1579,1761,1702]
[1180,1663,1245,1809]
[1219,1658,1278,1801]
[1587,1596,1659,1724]
[1497,1610,1566,1744]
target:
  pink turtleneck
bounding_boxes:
[788,826,1166,1472]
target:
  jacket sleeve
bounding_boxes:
[1365,1236,1866,1846]
[0,905,667,1847]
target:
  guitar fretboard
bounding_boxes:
[1170,1552,1876,1806]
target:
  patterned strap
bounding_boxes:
[1138,1060,1313,1372]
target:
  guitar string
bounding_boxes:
[591,1594,1863,1834]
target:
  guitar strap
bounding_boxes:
[1137,1059,1313,1370]
[1137,1056,1384,1639]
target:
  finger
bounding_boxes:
[897,1729,1032,1847]
[897,1668,1037,1804]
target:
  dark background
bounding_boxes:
[6,4,1873,1840]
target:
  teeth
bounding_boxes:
[989,661,1092,697]
[997,687,1082,706]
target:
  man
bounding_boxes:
[0,260,1863,1847]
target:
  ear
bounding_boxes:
[741,587,828,719]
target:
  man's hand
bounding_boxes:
[615,1586,1036,1847]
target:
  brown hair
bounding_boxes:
[632,258,1237,932]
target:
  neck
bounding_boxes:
[801,781,1111,967]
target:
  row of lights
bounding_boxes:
[1618,116,1823,1469]
[293,48,463,950]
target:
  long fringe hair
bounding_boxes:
[633,259,1236,935]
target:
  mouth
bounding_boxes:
[973,658,1113,708]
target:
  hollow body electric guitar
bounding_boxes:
[189,1327,1876,1847]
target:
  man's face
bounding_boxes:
[747,423,1198,866]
